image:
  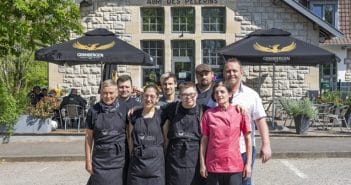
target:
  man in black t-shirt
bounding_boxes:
[117,75,142,113]
[195,64,214,107]
[60,88,87,110]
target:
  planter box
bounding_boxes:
[293,115,311,134]
[13,115,55,134]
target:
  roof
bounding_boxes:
[322,0,351,45]
[282,0,344,38]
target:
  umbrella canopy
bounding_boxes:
[219,28,338,65]
[218,28,339,128]
[35,28,154,66]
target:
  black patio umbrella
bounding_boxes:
[218,28,339,127]
[35,28,154,66]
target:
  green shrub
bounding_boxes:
[0,84,20,135]
[281,98,318,119]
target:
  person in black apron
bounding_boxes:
[163,82,206,185]
[127,85,165,185]
[85,80,127,185]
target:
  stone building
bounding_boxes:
[48,0,342,105]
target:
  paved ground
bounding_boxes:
[0,124,351,162]
[1,158,350,185]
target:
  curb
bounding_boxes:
[2,152,351,162]
[0,155,85,162]
[272,152,351,159]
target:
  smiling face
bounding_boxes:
[180,86,198,108]
[196,71,214,88]
[161,77,176,96]
[101,85,118,105]
[143,86,159,109]
[214,85,230,107]
[224,61,244,89]
[118,80,132,100]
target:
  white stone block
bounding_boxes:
[297,74,304,80]
[73,79,83,87]
[114,22,125,30]
[121,14,131,21]
[234,16,244,21]
[92,17,103,24]
[99,7,113,12]
[90,67,101,74]
[288,71,297,79]
[103,13,110,21]
[81,88,91,95]
[65,68,74,74]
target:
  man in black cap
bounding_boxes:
[195,64,214,107]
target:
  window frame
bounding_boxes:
[141,7,164,33]
[171,7,195,33]
[309,0,338,28]
[201,7,226,33]
[140,40,165,86]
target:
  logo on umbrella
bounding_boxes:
[73,41,115,51]
[253,42,296,53]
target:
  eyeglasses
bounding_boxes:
[144,94,157,99]
[180,93,196,98]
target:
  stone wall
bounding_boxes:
[52,3,134,98]
[52,0,321,103]
[233,0,320,104]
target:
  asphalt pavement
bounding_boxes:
[1,127,351,162]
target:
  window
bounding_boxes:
[310,1,338,27]
[172,40,194,83]
[141,8,164,32]
[172,7,195,33]
[202,40,225,81]
[202,7,225,32]
[141,40,164,86]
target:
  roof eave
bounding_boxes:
[282,0,344,38]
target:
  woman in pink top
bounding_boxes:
[200,81,252,185]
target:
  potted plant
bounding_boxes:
[21,96,60,133]
[281,98,318,134]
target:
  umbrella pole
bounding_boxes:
[259,65,261,95]
[271,63,276,129]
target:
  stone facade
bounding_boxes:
[49,0,322,105]
[233,0,320,103]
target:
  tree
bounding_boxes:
[0,0,83,134]
[0,0,82,93]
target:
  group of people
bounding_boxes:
[85,58,272,185]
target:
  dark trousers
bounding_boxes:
[206,172,242,185]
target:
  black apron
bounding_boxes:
[128,109,165,185]
[166,103,204,185]
[87,103,127,185]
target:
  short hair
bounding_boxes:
[117,74,132,85]
[160,72,177,84]
[101,79,117,90]
[178,82,196,93]
[211,81,232,102]
[70,88,78,95]
[225,58,242,67]
[143,84,160,97]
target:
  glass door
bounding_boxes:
[171,40,194,83]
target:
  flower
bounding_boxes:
[30,96,60,119]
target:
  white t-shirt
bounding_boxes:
[231,83,266,153]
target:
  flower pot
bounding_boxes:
[13,115,54,133]
[293,115,310,134]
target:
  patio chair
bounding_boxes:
[311,103,332,130]
[61,104,85,132]
[327,105,349,131]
